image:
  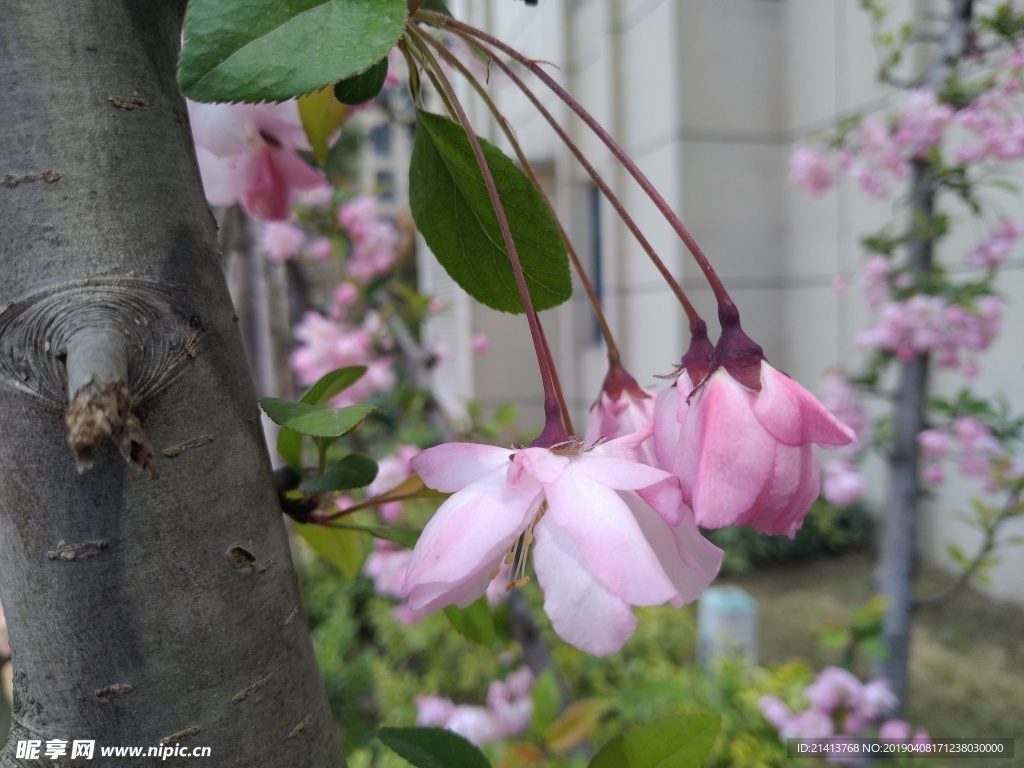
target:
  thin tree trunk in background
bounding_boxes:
[0,2,344,765]
[874,0,973,716]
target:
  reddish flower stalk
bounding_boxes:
[403,29,570,446]
[417,10,734,310]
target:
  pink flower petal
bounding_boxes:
[687,372,777,529]
[754,365,857,448]
[411,443,514,492]
[532,520,637,655]
[627,496,722,605]
[402,467,539,612]
[543,468,676,606]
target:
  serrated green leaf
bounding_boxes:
[300,453,378,492]
[331,523,420,548]
[180,0,407,103]
[378,727,491,768]
[295,522,364,579]
[444,596,496,648]
[530,669,560,735]
[587,715,720,768]
[260,398,378,437]
[300,366,368,406]
[334,57,389,105]
[299,87,349,166]
[410,110,571,313]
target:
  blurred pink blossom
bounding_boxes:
[789,146,835,196]
[260,221,307,263]
[188,100,324,221]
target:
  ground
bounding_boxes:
[724,549,1024,766]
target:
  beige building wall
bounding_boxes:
[423,1,1024,603]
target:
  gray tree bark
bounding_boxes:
[0,2,345,765]
[874,0,973,716]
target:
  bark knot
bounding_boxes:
[66,378,157,478]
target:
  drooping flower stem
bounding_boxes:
[403,28,571,445]
[418,10,735,310]
[419,19,704,335]
[410,25,623,366]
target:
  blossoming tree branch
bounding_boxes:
[174,0,871,764]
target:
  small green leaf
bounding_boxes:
[299,87,349,166]
[260,398,378,437]
[277,427,303,469]
[587,715,721,768]
[530,669,560,735]
[331,523,420,549]
[444,596,497,648]
[410,110,571,314]
[378,727,491,768]
[295,522,364,579]
[334,57,389,105]
[300,366,368,406]
[180,0,408,103]
[300,453,378,492]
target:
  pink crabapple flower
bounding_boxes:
[306,236,334,263]
[401,430,723,655]
[415,667,534,747]
[187,100,325,221]
[585,364,656,464]
[894,88,954,157]
[789,146,836,197]
[471,331,490,356]
[365,444,422,522]
[652,324,715,476]
[363,540,423,625]
[259,221,307,263]
[666,311,856,537]
[822,460,865,507]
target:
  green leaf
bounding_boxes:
[180,0,408,103]
[300,366,368,406]
[260,398,378,437]
[530,669,560,735]
[331,523,420,548]
[444,596,496,647]
[300,453,378,492]
[378,727,491,768]
[299,87,349,166]
[410,110,571,313]
[277,427,304,470]
[295,522,364,579]
[587,715,720,768]
[334,57,389,105]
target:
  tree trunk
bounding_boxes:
[0,2,345,765]
[873,0,973,716]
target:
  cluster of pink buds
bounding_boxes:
[760,667,927,764]
[415,667,534,747]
